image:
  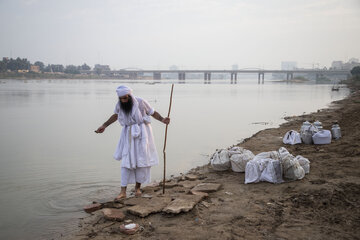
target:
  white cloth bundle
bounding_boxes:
[229,147,255,172]
[295,155,310,174]
[283,130,302,145]
[210,149,231,171]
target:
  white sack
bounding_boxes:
[283,130,302,145]
[259,158,283,184]
[245,151,281,184]
[312,130,332,145]
[295,155,310,174]
[210,149,230,171]
[282,156,305,180]
[230,148,255,172]
[253,151,280,162]
[245,160,262,184]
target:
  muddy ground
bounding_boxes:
[66,84,360,240]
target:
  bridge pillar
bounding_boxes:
[154,72,161,80]
[178,72,185,80]
[130,72,137,80]
[204,72,211,84]
[286,73,294,81]
[258,72,264,84]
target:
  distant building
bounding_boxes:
[94,64,111,71]
[281,61,297,70]
[331,61,343,70]
[331,58,360,70]
[30,65,40,73]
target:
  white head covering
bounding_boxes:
[116,85,133,97]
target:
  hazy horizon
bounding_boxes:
[1,0,359,70]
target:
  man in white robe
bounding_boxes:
[95,85,170,199]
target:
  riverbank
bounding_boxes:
[65,82,360,240]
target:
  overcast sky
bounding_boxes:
[0,0,359,70]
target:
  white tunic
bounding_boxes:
[113,96,159,169]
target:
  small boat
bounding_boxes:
[332,85,340,91]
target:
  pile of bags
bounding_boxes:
[282,120,336,145]
[210,146,310,184]
[210,147,255,172]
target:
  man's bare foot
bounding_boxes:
[135,188,142,197]
[114,192,127,201]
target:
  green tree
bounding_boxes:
[350,66,360,76]
[80,63,91,70]
[65,65,80,74]
[34,61,45,72]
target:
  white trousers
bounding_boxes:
[121,167,151,187]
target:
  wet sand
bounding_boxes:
[66,83,360,240]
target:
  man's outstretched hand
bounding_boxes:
[95,125,106,133]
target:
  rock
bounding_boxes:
[127,197,172,217]
[163,195,204,214]
[102,208,126,221]
[83,203,102,213]
[123,197,147,206]
[103,202,124,209]
[201,201,211,208]
[159,181,178,188]
[142,185,161,193]
[191,183,222,193]
[185,174,198,181]
[178,180,201,189]
[190,190,209,199]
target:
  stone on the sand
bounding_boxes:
[191,183,222,193]
[178,180,201,189]
[159,181,178,188]
[102,208,126,221]
[190,190,209,198]
[163,194,204,214]
[127,197,172,217]
[185,174,198,181]
[124,197,147,206]
[83,203,102,213]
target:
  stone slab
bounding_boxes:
[123,197,147,206]
[163,194,204,214]
[190,190,209,199]
[159,181,179,188]
[127,197,172,217]
[102,208,126,221]
[83,203,102,213]
[191,183,222,193]
[178,180,201,189]
[185,174,198,181]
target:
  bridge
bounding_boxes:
[82,69,351,83]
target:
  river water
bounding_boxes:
[0,78,349,239]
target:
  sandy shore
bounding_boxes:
[66,83,360,240]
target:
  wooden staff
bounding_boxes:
[163,84,174,194]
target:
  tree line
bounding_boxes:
[0,57,91,74]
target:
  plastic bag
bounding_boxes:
[295,155,310,174]
[312,130,332,145]
[283,130,302,145]
[229,148,255,172]
[259,158,283,184]
[245,160,262,184]
[210,149,230,171]
[282,157,305,180]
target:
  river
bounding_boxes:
[0,78,349,239]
